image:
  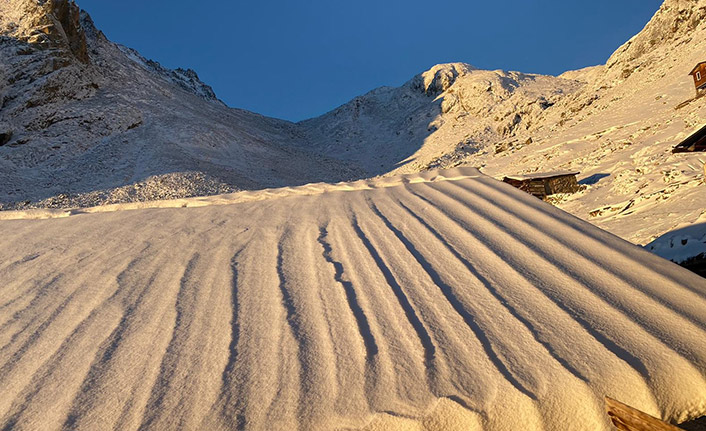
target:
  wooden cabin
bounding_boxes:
[689,61,706,95]
[502,171,580,199]
[672,124,706,153]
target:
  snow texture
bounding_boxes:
[0,167,705,431]
[1,1,706,429]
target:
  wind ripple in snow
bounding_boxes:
[0,167,705,430]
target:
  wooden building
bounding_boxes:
[672,124,706,153]
[689,61,706,95]
[502,171,580,199]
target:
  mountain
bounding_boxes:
[0,0,360,209]
[299,0,706,250]
[298,63,581,175]
[1,3,705,429]
[1,0,704,254]
[469,0,706,247]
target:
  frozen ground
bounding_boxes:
[1,167,705,431]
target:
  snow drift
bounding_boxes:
[0,167,705,430]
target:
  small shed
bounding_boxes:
[689,62,706,95]
[673,124,706,153]
[503,171,580,199]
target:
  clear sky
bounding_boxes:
[79,0,663,122]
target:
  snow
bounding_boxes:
[0,3,361,209]
[1,1,706,429]
[2,0,704,264]
[296,0,706,257]
[0,167,705,430]
[298,64,581,176]
[646,213,706,263]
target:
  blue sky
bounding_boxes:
[79,0,663,122]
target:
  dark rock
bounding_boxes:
[0,130,13,146]
[681,415,706,431]
[51,0,90,62]
[425,67,460,96]
[679,253,706,278]
[127,120,142,130]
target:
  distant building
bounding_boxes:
[672,124,706,153]
[689,61,706,95]
[502,171,580,199]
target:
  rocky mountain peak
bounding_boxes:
[1,0,89,63]
[415,63,476,96]
[603,0,706,81]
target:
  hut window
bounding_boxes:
[697,71,702,81]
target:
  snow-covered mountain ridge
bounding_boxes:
[299,0,706,252]
[0,0,360,209]
[1,0,705,256]
[299,63,581,175]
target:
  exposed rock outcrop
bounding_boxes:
[1,0,89,62]
[0,127,12,146]
[417,63,475,96]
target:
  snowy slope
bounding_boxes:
[470,0,706,248]
[0,167,705,431]
[0,0,360,209]
[297,0,706,252]
[2,0,703,255]
[0,168,706,431]
[299,63,581,176]
[647,217,706,262]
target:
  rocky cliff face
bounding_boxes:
[0,0,88,62]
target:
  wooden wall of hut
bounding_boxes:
[546,175,581,195]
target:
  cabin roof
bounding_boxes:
[689,61,706,76]
[673,124,706,153]
[503,171,579,181]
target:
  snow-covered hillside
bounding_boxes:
[0,0,360,209]
[298,0,706,253]
[1,0,704,256]
[470,0,706,248]
[1,167,705,431]
[299,63,581,175]
[1,2,706,429]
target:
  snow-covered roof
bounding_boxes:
[503,170,580,181]
[0,167,704,430]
